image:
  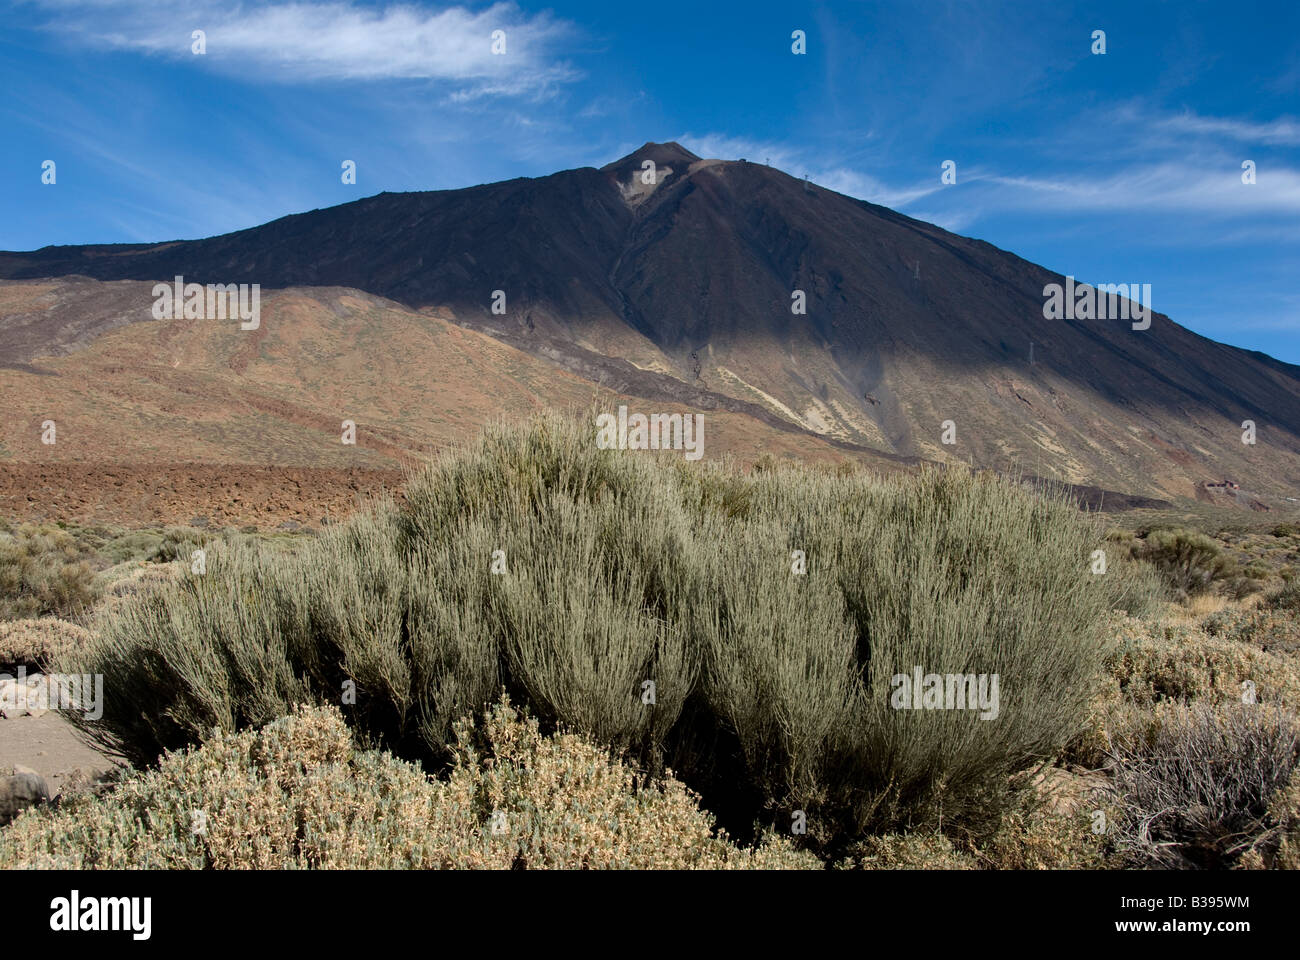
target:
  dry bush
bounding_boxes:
[1238,768,1300,869]
[837,832,976,870]
[1105,554,1167,618]
[1203,582,1300,657]
[836,788,1116,870]
[446,697,815,869]
[1,697,816,870]
[1137,528,1236,597]
[1107,703,1300,869]
[1067,603,1300,770]
[970,787,1115,869]
[1106,615,1300,710]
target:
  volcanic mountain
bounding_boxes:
[2,140,1298,507]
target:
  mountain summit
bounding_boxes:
[2,143,1298,502]
[600,141,703,204]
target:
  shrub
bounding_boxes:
[1269,579,1300,612]
[837,832,976,870]
[1066,609,1300,769]
[1222,576,1263,601]
[1137,528,1235,596]
[973,804,1113,870]
[1201,584,1300,657]
[1102,554,1166,617]
[700,463,1114,843]
[150,526,211,563]
[1106,616,1300,710]
[1243,562,1271,581]
[0,618,91,670]
[1108,703,1300,868]
[65,410,1116,849]
[0,698,816,870]
[0,525,99,620]
[1242,768,1300,869]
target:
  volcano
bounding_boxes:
[2,141,1298,505]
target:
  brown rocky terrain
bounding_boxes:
[0,282,909,525]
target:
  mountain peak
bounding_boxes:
[600,141,702,174]
[599,141,703,207]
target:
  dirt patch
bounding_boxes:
[0,463,404,528]
[0,712,119,799]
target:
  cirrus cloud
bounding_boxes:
[31,0,580,97]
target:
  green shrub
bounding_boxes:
[1137,528,1236,596]
[1,698,815,870]
[150,526,211,563]
[1223,575,1264,601]
[93,530,165,566]
[1269,579,1300,613]
[0,525,99,620]
[65,410,1116,849]
[1103,554,1166,617]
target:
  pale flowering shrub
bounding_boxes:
[0,617,90,669]
[0,698,816,870]
[446,697,814,869]
[836,832,976,870]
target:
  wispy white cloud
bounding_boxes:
[675,132,941,210]
[1156,110,1300,146]
[32,0,579,96]
[980,162,1300,215]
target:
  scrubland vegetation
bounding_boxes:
[3,411,1299,869]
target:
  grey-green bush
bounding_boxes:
[1138,527,1236,596]
[0,524,99,620]
[65,410,1115,848]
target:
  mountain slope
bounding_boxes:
[0,280,894,469]
[3,142,1297,501]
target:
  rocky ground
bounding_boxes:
[1,664,119,820]
[0,463,404,528]
[1,714,117,809]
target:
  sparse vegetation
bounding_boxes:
[1137,527,1236,597]
[0,617,91,670]
[0,524,99,620]
[6,413,1297,870]
[0,698,815,870]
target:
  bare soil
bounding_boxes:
[0,463,404,528]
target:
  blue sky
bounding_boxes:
[2,0,1298,361]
